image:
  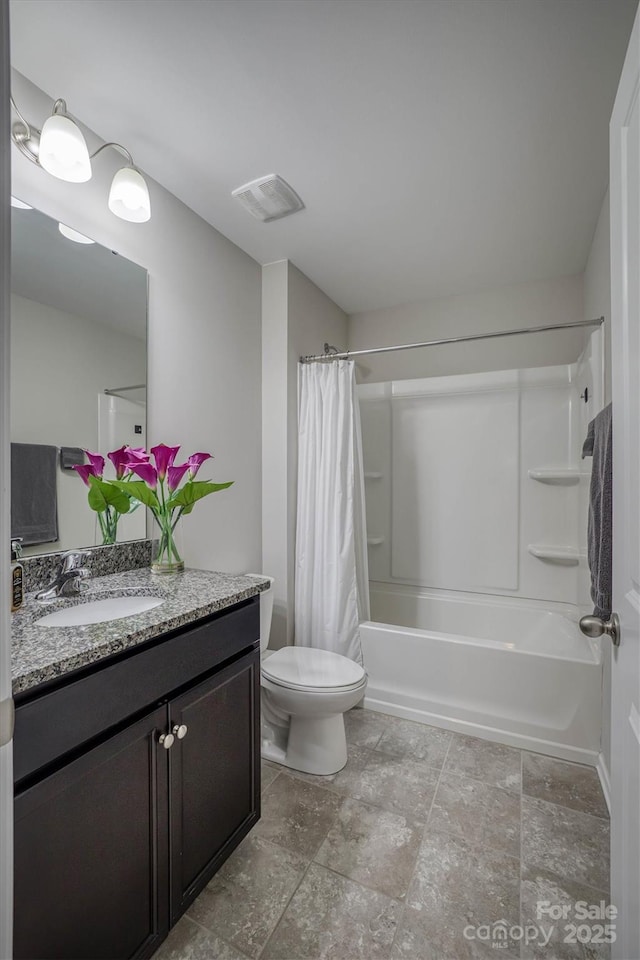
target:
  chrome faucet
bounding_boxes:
[36,552,91,601]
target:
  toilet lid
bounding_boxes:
[261,646,365,689]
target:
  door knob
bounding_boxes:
[579,612,620,647]
[158,731,175,749]
[172,723,188,740]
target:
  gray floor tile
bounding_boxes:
[445,733,522,793]
[329,743,377,792]
[344,707,391,749]
[521,863,612,960]
[186,834,306,958]
[394,829,521,958]
[429,771,521,858]
[523,753,609,820]
[407,828,521,920]
[158,734,615,960]
[376,716,452,766]
[152,915,249,960]
[261,760,281,791]
[254,771,344,858]
[262,862,401,960]
[392,899,521,960]
[315,796,424,899]
[335,748,442,819]
[522,796,610,892]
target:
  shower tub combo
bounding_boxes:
[361,583,602,766]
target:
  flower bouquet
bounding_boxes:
[111,443,233,572]
[73,447,144,545]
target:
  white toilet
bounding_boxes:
[258,577,367,775]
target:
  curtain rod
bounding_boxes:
[299,317,605,363]
[104,383,146,395]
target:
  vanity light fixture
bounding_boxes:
[10,197,32,210]
[101,147,151,223]
[10,95,151,222]
[39,99,92,182]
[58,223,95,244]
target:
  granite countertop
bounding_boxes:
[11,568,271,696]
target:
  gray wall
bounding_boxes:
[348,274,587,383]
[11,71,262,575]
[262,260,347,648]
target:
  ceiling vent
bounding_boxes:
[232,174,304,222]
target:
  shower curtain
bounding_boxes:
[295,359,370,665]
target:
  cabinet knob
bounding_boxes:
[172,723,188,740]
[158,732,175,750]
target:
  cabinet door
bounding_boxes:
[169,648,260,921]
[14,705,169,960]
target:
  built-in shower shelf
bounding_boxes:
[365,472,383,480]
[528,468,586,485]
[528,544,584,565]
[367,537,385,546]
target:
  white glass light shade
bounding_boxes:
[10,196,32,209]
[58,223,95,244]
[108,167,151,222]
[39,114,92,183]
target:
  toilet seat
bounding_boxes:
[261,646,365,693]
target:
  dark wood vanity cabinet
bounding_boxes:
[13,597,261,960]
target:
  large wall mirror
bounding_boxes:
[10,203,148,556]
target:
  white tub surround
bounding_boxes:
[359,355,602,606]
[361,583,602,764]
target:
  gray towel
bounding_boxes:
[581,420,595,459]
[11,443,59,546]
[584,404,612,619]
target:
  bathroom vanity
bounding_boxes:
[10,568,269,960]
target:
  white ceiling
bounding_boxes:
[9,0,638,315]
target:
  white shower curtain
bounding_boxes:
[295,359,370,664]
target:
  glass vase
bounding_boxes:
[95,506,119,546]
[151,515,185,574]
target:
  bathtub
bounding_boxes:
[360,583,603,765]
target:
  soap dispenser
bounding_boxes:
[11,538,24,612]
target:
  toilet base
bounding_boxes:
[261,712,348,776]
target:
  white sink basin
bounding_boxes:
[36,595,165,627]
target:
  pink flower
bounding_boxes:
[72,450,104,486]
[127,461,158,488]
[85,451,105,476]
[73,463,101,486]
[187,452,212,479]
[151,444,180,481]
[125,446,150,463]
[107,446,131,480]
[167,463,190,492]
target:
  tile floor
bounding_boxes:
[154,709,611,960]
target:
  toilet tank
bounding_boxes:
[259,577,275,652]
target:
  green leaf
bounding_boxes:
[87,476,132,515]
[169,480,233,515]
[111,479,160,511]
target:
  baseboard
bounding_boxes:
[597,752,612,816]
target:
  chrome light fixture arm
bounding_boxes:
[10,94,40,164]
[90,141,135,168]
